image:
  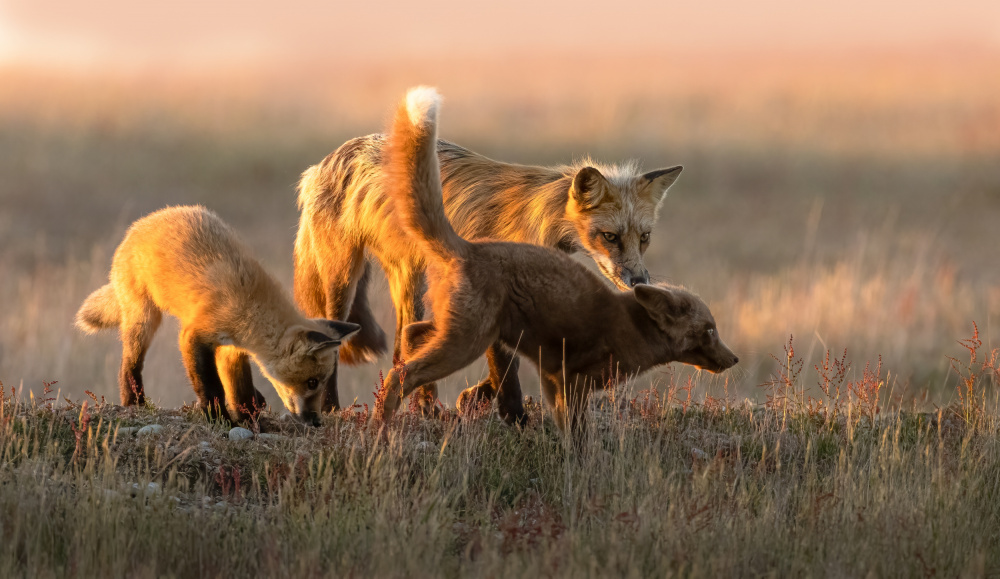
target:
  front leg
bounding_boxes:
[216,345,266,421]
[179,329,232,423]
[388,267,439,416]
[541,374,590,448]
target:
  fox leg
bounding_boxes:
[380,324,494,420]
[386,266,439,415]
[456,344,527,425]
[540,374,591,447]
[179,329,231,423]
[117,304,162,406]
[216,346,265,421]
[341,262,389,363]
[303,243,380,413]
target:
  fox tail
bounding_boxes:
[382,86,470,263]
[75,284,121,333]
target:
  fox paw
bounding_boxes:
[456,379,496,415]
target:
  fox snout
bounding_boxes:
[621,268,650,288]
[298,410,322,427]
[708,344,739,373]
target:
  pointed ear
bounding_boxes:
[569,166,611,210]
[634,284,690,325]
[304,330,340,354]
[318,320,361,342]
[641,165,682,208]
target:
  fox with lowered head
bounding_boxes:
[295,97,682,420]
[377,87,737,435]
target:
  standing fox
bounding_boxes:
[378,87,737,433]
[76,206,359,425]
[295,99,682,419]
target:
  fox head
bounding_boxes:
[255,320,360,425]
[565,165,682,290]
[633,284,738,373]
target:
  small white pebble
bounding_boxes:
[136,424,163,437]
[228,427,254,441]
[144,482,162,497]
[214,501,227,511]
[199,441,212,450]
[415,441,437,453]
[691,448,709,461]
[116,426,140,437]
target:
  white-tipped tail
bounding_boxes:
[383,87,469,263]
[405,86,441,127]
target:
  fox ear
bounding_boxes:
[304,330,340,354]
[569,167,611,210]
[634,284,690,326]
[641,166,682,208]
[318,320,361,342]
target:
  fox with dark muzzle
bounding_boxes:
[295,97,681,420]
[76,205,359,425]
[377,87,737,435]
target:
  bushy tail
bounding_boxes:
[383,86,469,263]
[75,284,121,333]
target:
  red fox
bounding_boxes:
[75,206,359,425]
[295,101,682,418]
[378,87,738,433]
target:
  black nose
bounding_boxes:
[733,356,739,364]
[300,412,321,427]
[628,273,649,287]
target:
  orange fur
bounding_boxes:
[295,94,682,416]
[378,87,737,433]
[76,206,359,424]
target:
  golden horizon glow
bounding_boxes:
[1,0,998,68]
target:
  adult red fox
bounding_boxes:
[75,206,359,425]
[378,87,737,433]
[295,100,682,418]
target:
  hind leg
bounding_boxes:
[179,328,231,423]
[386,266,440,415]
[216,346,266,421]
[117,306,162,406]
[380,322,495,420]
[456,343,526,425]
[340,262,389,364]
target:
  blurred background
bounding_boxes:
[1,1,998,410]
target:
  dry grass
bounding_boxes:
[1,335,998,576]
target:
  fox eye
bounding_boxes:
[602,232,619,243]
[706,328,715,337]
[307,378,320,391]
[640,232,650,243]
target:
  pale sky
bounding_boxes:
[1,0,999,67]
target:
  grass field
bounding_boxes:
[1,52,999,575]
[2,345,998,576]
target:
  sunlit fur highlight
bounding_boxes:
[76,206,358,424]
[294,92,682,414]
[377,87,736,434]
